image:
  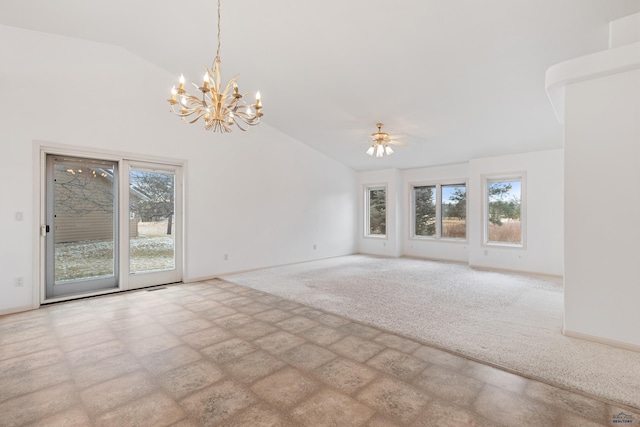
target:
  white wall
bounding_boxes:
[402,163,469,263]
[563,68,640,347]
[468,150,564,276]
[0,25,357,314]
[357,151,563,276]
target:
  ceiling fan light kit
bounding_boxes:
[366,123,404,158]
[167,0,262,133]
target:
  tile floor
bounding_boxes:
[1,279,638,427]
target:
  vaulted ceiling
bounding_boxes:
[1,0,639,171]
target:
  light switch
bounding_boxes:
[15,212,23,221]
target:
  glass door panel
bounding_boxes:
[45,155,119,299]
[127,162,181,290]
[129,167,176,274]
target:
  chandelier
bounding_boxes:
[168,0,262,132]
[366,123,406,157]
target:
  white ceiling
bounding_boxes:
[1,0,639,171]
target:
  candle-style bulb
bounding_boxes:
[179,74,185,90]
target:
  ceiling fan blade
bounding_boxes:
[388,134,408,140]
[388,140,408,146]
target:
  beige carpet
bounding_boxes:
[223,255,640,409]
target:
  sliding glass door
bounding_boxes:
[43,153,182,301]
[45,156,119,299]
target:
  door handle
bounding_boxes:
[41,225,50,236]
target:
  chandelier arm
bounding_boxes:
[188,113,205,124]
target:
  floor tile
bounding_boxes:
[300,324,346,346]
[26,407,91,427]
[291,388,374,427]
[413,399,494,427]
[164,318,213,336]
[200,338,256,364]
[65,340,127,367]
[157,359,226,399]
[0,361,71,403]
[251,367,320,407]
[214,313,255,328]
[340,322,382,339]
[0,382,80,427]
[412,364,484,407]
[231,320,279,340]
[253,308,294,323]
[330,335,385,363]
[140,345,202,374]
[224,403,295,427]
[280,342,337,370]
[411,345,468,370]
[366,348,428,381]
[181,326,234,349]
[128,332,183,358]
[58,328,117,352]
[315,313,351,327]
[357,376,429,424]
[255,331,306,354]
[225,350,287,383]
[236,302,274,315]
[179,380,256,425]
[0,324,52,345]
[0,334,59,361]
[95,391,185,427]
[275,316,319,333]
[72,352,141,389]
[374,333,422,354]
[79,370,156,415]
[313,357,379,394]
[465,363,529,394]
[0,348,65,378]
[474,385,559,427]
[524,379,607,424]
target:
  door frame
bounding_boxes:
[35,142,186,305]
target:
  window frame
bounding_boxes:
[409,180,468,242]
[482,173,526,248]
[364,184,388,238]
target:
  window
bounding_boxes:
[411,183,466,240]
[441,184,467,239]
[485,176,523,245]
[414,185,436,237]
[366,186,386,236]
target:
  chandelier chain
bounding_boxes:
[216,0,221,63]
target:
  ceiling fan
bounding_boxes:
[366,123,407,157]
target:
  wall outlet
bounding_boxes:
[313,244,317,250]
[223,254,228,261]
[15,212,23,221]
[15,277,24,287]
[484,249,489,256]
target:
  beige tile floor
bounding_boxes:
[1,279,638,427]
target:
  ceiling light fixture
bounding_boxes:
[167,0,262,132]
[366,123,406,157]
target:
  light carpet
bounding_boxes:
[223,254,640,409]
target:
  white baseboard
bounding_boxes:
[0,305,37,316]
[563,328,640,353]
